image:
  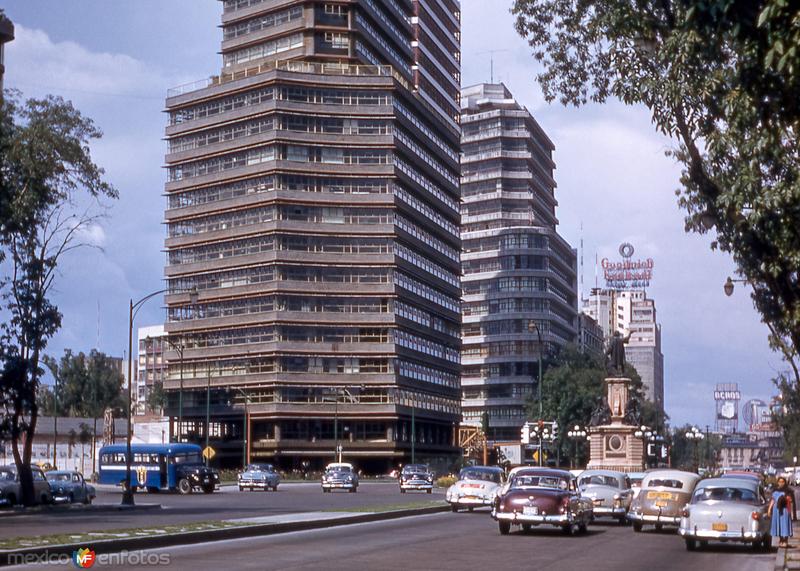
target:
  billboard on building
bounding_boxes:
[715,383,741,434]
[601,242,654,290]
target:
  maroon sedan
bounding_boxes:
[492,468,594,535]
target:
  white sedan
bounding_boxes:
[446,466,504,512]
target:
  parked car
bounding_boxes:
[628,470,700,532]
[628,472,646,500]
[679,477,771,551]
[238,464,280,492]
[446,466,504,512]
[0,465,52,506]
[491,467,594,535]
[45,471,96,504]
[399,464,434,494]
[578,469,632,523]
[321,463,359,493]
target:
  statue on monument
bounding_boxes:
[605,331,631,376]
[624,394,642,426]
[589,394,611,427]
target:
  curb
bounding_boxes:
[0,503,162,519]
[0,504,450,566]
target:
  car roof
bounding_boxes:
[326,463,353,469]
[47,470,78,475]
[642,470,700,488]
[627,472,646,478]
[579,469,625,478]
[696,477,760,491]
[512,468,572,478]
[462,465,504,473]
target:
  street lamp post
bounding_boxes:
[527,320,544,420]
[685,426,705,473]
[122,286,197,506]
[634,425,652,468]
[163,337,185,443]
[567,425,588,469]
[235,388,251,468]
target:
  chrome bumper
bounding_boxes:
[678,527,764,541]
[592,506,627,516]
[322,482,355,489]
[401,483,433,490]
[627,512,681,525]
[239,481,272,488]
[51,495,72,504]
[449,497,494,506]
[493,511,572,525]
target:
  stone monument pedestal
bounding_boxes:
[586,376,645,472]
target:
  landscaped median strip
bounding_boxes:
[0,502,450,566]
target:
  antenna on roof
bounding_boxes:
[475,49,510,84]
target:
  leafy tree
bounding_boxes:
[774,373,800,462]
[36,385,56,416]
[0,91,116,505]
[147,380,166,415]
[511,0,800,382]
[669,424,722,472]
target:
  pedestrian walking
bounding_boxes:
[768,476,794,548]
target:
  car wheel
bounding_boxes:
[522,524,531,533]
[698,540,708,550]
[685,539,696,551]
[84,496,92,505]
[202,483,214,494]
[655,524,663,532]
[451,504,459,513]
[579,522,588,534]
[400,488,406,494]
[498,521,511,535]
[238,486,244,492]
[273,485,278,492]
[68,493,74,504]
[467,506,474,512]
[349,487,356,493]
[633,522,643,533]
[427,489,432,494]
[562,524,574,535]
[177,478,192,495]
[763,535,773,551]
[6,494,16,506]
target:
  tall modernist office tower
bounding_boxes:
[162,0,461,471]
[460,84,578,443]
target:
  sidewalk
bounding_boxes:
[778,536,800,570]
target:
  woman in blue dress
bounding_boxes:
[768,477,794,548]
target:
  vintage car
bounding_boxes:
[399,464,434,494]
[0,465,52,506]
[238,463,280,491]
[679,477,771,551]
[321,462,359,493]
[628,469,700,531]
[446,466,504,512]
[491,468,594,535]
[578,469,633,523]
[628,472,646,500]
[45,471,96,504]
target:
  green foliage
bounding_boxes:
[147,380,166,415]
[773,373,800,461]
[0,91,115,505]
[42,349,125,419]
[512,0,800,381]
[526,345,664,464]
[436,476,457,488]
[669,424,722,471]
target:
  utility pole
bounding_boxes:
[205,367,211,467]
[52,375,58,469]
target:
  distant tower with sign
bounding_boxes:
[715,383,741,434]
[581,243,664,412]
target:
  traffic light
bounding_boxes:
[551,423,559,441]
[520,422,530,444]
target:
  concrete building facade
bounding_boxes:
[459,83,578,443]
[582,288,664,409]
[162,0,462,472]
[0,14,13,92]
[134,325,168,416]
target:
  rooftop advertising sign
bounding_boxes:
[602,243,654,289]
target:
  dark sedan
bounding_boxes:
[46,471,96,504]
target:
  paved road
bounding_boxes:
[0,482,442,540]
[93,511,775,571]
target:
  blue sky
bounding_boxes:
[2,0,784,428]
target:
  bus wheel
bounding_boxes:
[178,479,192,495]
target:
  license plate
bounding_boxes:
[712,523,728,532]
[593,499,603,505]
[647,491,674,500]
[655,501,669,507]
[523,506,539,516]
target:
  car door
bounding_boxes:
[31,468,50,503]
[73,473,85,502]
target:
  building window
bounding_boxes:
[324,32,349,49]
[324,4,346,16]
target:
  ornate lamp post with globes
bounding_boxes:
[685,426,705,473]
[567,425,588,469]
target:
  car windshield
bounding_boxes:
[0,469,14,481]
[246,464,272,472]
[328,466,351,473]
[513,475,569,490]
[46,473,71,482]
[648,478,684,489]
[460,469,501,483]
[403,465,427,473]
[173,452,203,465]
[579,475,620,488]
[692,487,759,505]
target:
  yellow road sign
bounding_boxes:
[202,446,216,460]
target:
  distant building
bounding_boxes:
[719,432,783,471]
[582,288,664,410]
[578,313,604,356]
[460,83,578,443]
[0,14,13,92]
[135,325,167,416]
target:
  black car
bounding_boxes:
[176,463,220,494]
[399,464,434,494]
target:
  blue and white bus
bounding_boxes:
[98,443,220,494]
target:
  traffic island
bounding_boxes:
[0,503,161,519]
[0,503,450,566]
